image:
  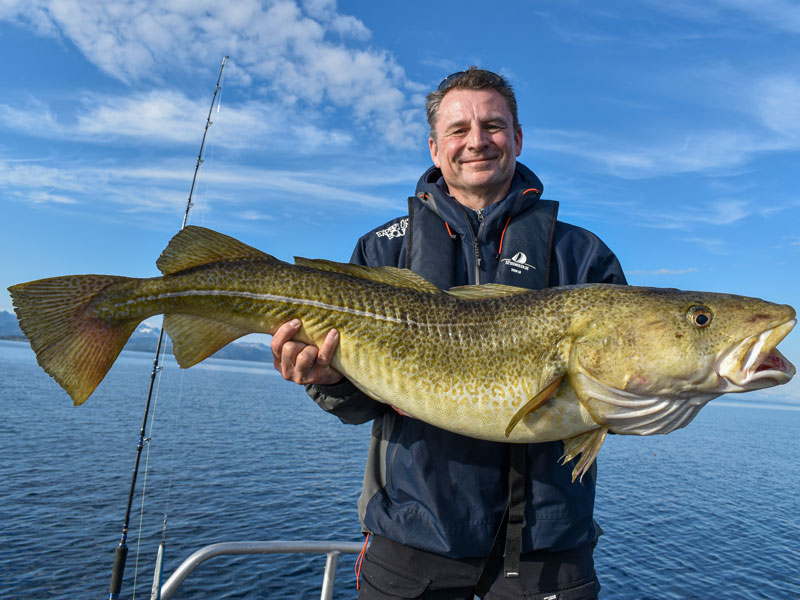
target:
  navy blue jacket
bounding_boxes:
[308,163,626,558]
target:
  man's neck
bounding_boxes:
[448,185,511,210]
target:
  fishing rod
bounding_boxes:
[108,55,229,600]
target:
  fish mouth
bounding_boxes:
[717,318,796,392]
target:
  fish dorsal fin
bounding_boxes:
[293,258,441,293]
[447,283,531,300]
[157,226,276,275]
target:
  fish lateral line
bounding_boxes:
[108,287,478,331]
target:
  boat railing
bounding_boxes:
[159,540,364,600]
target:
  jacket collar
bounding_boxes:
[413,163,544,235]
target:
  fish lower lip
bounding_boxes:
[717,318,797,390]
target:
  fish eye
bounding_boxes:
[687,305,713,328]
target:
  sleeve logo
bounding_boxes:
[375,218,409,240]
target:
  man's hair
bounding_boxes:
[426,66,520,142]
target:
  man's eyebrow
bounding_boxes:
[443,115,510,132]
[444,119,470,131]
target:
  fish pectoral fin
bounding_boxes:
[561,428,608,483]
[164,314,251,368]
[157,226,277,275]
[505,374,564,438]
[293,258,441,294]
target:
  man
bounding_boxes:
[271,67,626,599]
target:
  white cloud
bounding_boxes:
[239,210,275,221]
[0,0,425,147]
[753,76,800,139]
[0,156,416,212]
[533,119,792,179]
[0,158,90,193]
[0,90,355,152]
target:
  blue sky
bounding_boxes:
[1,0,798,397]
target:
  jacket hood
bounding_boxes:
[413,162,545,235]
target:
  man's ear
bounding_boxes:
[429,136,441,168]
[515,126,523,157]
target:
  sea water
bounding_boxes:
[0,339,798,599]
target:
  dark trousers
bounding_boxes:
[358,535,599,600]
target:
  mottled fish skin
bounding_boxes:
[8,226,796,480]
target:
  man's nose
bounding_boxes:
[466,123,489,149]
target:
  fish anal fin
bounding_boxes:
[505,374,564,438]
[447,283,530,300]
[561,428,609,483]
[164,314,251,368]
[293,259,441,294]
[157,226,276,275]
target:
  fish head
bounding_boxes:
[567,286,796,435]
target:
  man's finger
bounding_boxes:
[293,345,320,384]
[315,329,339,367]
[270,319,301,356]
[271,319,301,370]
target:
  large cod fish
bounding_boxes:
[8,227,796,480]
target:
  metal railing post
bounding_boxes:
[320,551,341,600]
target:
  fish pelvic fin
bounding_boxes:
[293,258,441,293]
[164,314,251,368]
[157,226,277,275]
[561,428,608,483]
[505,374,565,438]
[8,275,139,405]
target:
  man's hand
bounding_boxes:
[270,319,344,385]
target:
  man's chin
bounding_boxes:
[462,171,503,188]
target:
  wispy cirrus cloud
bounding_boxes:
[642,0,800,34]
[625,267,699,276]
[0,155,419,211]
[632,199,755,230]
[533,123,793,179]
[532,68,800,180]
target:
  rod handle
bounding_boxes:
[109,544,128,598]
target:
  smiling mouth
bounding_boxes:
[717,318,797,391]
[461,156,498,164]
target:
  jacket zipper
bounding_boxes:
[456,206,484,284]
[473,209,485,284]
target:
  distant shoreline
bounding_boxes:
[0,335,273,363]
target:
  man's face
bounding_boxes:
[429,88,523,205]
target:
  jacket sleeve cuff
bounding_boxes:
[305,379,388,425]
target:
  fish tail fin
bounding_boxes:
[8,274,139,405]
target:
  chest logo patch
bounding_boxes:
[501,251,535,274]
